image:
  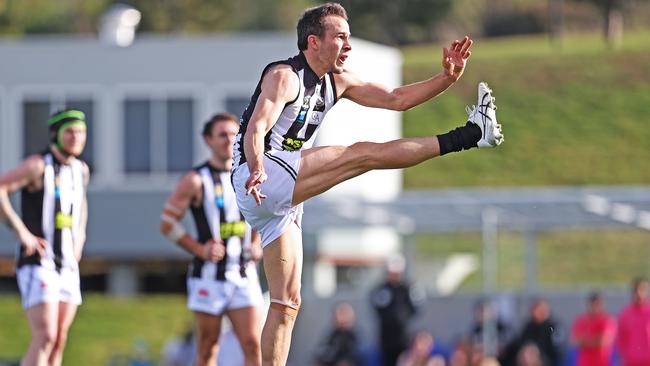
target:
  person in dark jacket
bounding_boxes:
[370,255,417,366]
[501,298,563,366]
[315,302,361,366]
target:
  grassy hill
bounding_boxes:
[401,31,650,188]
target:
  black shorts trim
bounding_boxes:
[264,152,297,181]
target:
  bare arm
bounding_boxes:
[160,172,224,262]
[0,155,48,256]
[249,229,263,262]
[337,36,473,111]
[243,64,300,205]
[74,163,90,261]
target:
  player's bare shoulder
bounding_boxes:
[18,154,47,190]
[179,170,203,193]
[176,170,204,206]
[262,64,300,100]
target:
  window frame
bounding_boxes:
[113,83,207,188]
[8,84,102,177]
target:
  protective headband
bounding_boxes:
[47,109,86,151]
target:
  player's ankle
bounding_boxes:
[437,122,482,156]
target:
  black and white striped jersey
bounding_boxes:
[233,52,338,167]
[189,162,253,281]
[18,151,86,272]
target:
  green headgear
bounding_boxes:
[47,109,87,150]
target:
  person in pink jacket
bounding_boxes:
[618,277,650,366]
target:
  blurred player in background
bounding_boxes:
[160,113,264,366]
[0,109,89,366]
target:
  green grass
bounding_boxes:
[0,294,192,366]
[400,31,650,187]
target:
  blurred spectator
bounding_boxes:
[161,328,195,366]
[370,255,418,366]
[396,330,446,366]
[570,292,617,366]
[449,337,472,366]
[480,358,501,366]
[314,302,361,366]
[450,336,500,366]
[500,299,563,366]
[618,277,650,366]
[469,299,511,359]
[515,343,543,366]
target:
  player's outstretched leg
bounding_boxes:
[292,82,504,206]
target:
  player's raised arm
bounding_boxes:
[337,36,473,112]
[243,65,300,205]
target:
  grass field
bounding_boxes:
[0,294,191,365]
[401,31,650,187]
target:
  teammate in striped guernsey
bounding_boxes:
[160,113,264,366]
[231,3,504,364]
[0,109,89,366]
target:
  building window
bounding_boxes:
[22,99,95,167]
[124,99,151,173]
[166,99,193,173]
[123,97,194,174]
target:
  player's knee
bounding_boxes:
[197,333,219,350]
[34,328,57,349]
[52,331,67,349]
[239,335,261,356]
[270,298,300,319]
[349,141,379,170]
[196,341,218,363]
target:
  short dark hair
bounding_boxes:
[296,3,348,51]
[202,112,238,137]
[588,291,602,304]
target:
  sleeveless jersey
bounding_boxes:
[233,52,338,166]
[189,162,253,281]
[18,151,86,272]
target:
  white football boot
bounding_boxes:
[467,82,504,148]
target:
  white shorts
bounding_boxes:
[16,265,82,309]
[232,150,304,247]
[187,272,263,316]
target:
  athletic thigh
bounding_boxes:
[56,301,78,335]
[262,223,303,304]
[25,302,59,338]
[194,311,222,345]
[294,142,376,205]
[227,306,262,343]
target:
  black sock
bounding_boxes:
[437,122,482,156]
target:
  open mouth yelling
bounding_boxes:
[337,54,348,65]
